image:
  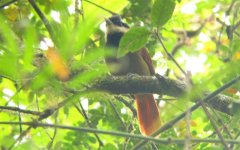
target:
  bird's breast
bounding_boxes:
[105,52,151,76]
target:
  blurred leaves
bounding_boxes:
[0,0,240,150]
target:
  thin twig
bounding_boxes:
[0,106,41,116]
[16,97,23,134]
[123,137,131,150]
[36,95,40,112]
[216,0,237,52]
[154,29,187,77]
[165,42,185,77]
[47,111,58,150]
[7,91,82,150]
[166,23,205,77]
[150,143,158,150]
[17,108,23,133]
[74,102,104,147]
[0,0,18,9]
[233,131,240,142]
[80,0,84,20]
[184,106,191,150]
[0,74,16,82]
[159,98,177,101]
[0,86,23,116]
[28,0,54,41]
[230,131,240,149]
[1,121,240,145]
[109,100,127,130]
[74,0,80,24]
[216,18,240,39]
[233,20,240,30]
[132,75,240,150]
[208,104,233,139]
[115,96,137,150]
[199,100,230,150]
[8,126,32,150]
[74,0,84,27]
[234,31,240,38]
[115,96,137,117]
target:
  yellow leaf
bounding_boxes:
[4,6,18,21]
[46,47,70,81]
[221,38,229,45]
[232,51,240,61]
[203,41,215,52]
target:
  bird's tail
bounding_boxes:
[135,94,161,135]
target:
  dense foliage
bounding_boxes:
[0,0,240,149]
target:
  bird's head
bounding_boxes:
[105,15,129,34]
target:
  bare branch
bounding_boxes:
[93,74,238,115]
[0,106,41,116]
[1,121,240,145]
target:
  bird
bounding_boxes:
[104,15,161,135]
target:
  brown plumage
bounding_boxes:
[105,15,161,135]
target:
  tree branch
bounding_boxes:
[0,106,41,116]
[1,121,240,145]
[93,74,239,115]
[94,75,186,97]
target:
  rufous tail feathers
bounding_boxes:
[135,94,161,135]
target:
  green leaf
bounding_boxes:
[23,25,37,71]
[151,0,176,26]
[118,27,151,57]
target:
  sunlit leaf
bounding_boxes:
[23,25,37,71]
[233,51,240,61]
[4,6,18,21]
[151,0,176,26]
[118,27,151,57]
[0,15,18,53]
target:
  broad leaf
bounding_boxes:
[151,0,176,26]
[118,27,151,57]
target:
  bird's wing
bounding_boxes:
[139,48,155,75]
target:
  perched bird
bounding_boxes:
[105,15,161,135]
